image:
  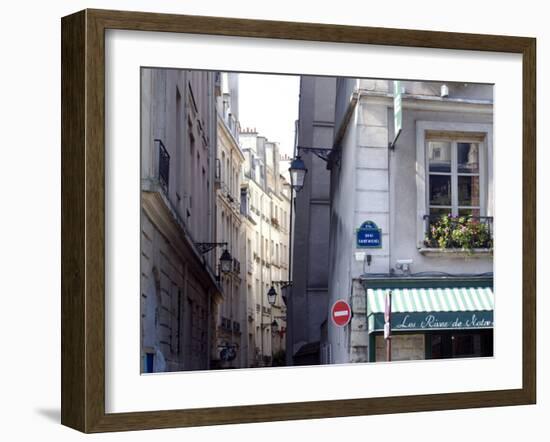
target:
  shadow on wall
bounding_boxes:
[35,408,60,423]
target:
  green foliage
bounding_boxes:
[425,215,492,251]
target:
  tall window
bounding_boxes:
[226,158,230,188]
[427,139,483,218]
[221,151,226,184]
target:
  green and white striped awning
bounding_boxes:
[367,287,494,313]
[367,287,494,332]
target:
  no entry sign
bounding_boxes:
[331,299,352,327]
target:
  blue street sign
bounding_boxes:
[356,221,382,248]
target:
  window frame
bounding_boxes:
[427,138,486,217]
[415,121,493,248]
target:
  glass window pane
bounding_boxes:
[458,176,480,206]
[452,334,477,357]
[457,143,479,173]
[428,141,451,172]
[429,175,451,205]
[458,208,481,217]
[430,207,452,217]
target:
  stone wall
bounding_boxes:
[375,334,425,362]
[349,280,368,363]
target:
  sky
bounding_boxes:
[237,73,300,158]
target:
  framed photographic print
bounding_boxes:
[61,9,536,433]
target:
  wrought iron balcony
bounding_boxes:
[423,214,493,250]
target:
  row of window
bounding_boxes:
[219,210,239,259]
[219,150,241,202]
[248,188,289,231]
[250,232,288,268]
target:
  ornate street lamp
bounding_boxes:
[267,286,277,306]
[219,249,233,274]
[288,155,307,192]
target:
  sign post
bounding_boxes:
[389,81,402,150]
[331,300,352,328]
[384,290,392,362]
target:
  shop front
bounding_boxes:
[365,278,494,362]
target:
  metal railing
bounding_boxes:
[423,214,493,249]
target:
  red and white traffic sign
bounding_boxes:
[331,299,352,327]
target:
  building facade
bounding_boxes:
[212,73,248,368]
[326,78,494,364]
[140,68,221,372]
[291,77,494,365]
[240,129,290,367]
[287,76,336,365]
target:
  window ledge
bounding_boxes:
[418,247,493,258]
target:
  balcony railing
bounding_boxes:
[154,139,170,193]
[423,214,493,250]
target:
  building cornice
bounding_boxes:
[141,180,222,295]
[360,92,493,114]
[217,113,246,162]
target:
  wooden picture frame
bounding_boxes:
[61,8,536,433]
